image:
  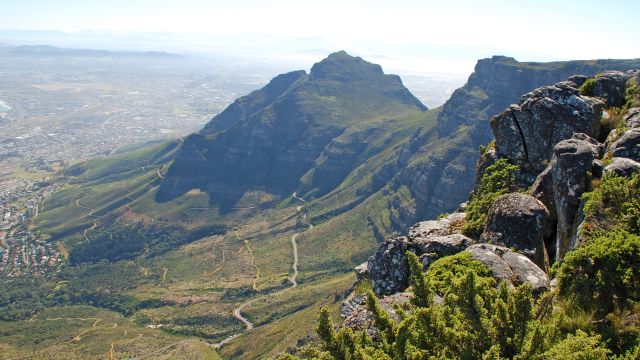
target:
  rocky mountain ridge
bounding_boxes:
[380,56,640,232]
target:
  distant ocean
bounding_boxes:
[0,100,11,112]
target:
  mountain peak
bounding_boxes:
[309,50,384,81]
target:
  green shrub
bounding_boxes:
[425,252,494,295]
[543,330,611,359]
[557,229,640,315]
[579,77,597,96]
[462,158,519,238]
[581,173,640,238]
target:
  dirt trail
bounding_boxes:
[75,197,98,242]
[211,194,312,349]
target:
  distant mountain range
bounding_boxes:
[0,43,181,58]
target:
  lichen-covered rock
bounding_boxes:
[354,262,369,282]
[407,212,465,240]
[415,234,474,269]
[481,193,551,270]
[604,157,640,177]
[368,237,410,295]
[491,81,604,174]
[531,134,601,262]
[552,137,600,261]
[611,129,640,162]
[465,243,550,294]
[590,71,629,107]
[339,292,413,341]
[624,107,640,129]
[368,213,468,295]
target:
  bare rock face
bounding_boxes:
[590,71,629,107]
[491,81,604,175]
[625,107,640,129]
[481,193,551,270]
[604,157,640,177]
[368,237,411,295]
[368,212,470,295]
[611,129,640,162]
[465,243,550,295]
[354,262,369,282]
[531,134,602,262]
[416,234,474,268]
[339,292,413,341]
[407,212,465,239]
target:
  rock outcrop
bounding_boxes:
[604,157,640,177]
[481,193,551,270]
[491,81,604,175]
[531,133,603,261]
[611,129,640,162]
[589,71,629,107]
[368,212,468,295]
[465,244,550,295]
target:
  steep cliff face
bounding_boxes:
[158,51,427,203]
[384,56,640,231]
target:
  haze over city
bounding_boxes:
[2,0,639,74]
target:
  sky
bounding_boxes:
[1,0,639,74]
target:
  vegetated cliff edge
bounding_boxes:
[382,56,640,232]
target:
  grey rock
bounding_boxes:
[604,157,640,177]
[465,243,550,294]
[414,234,474,270]
[625,107,640,129]
[339,292,413,341]
[568,75,588,87]
[481,193,551,270]
[368,237,410,295]
[408,212,466,240]
[414,233,473,256]
[590,71,629,107]
[539,135,600,262]
[491,81,604,174]
[501,251,550,295]
[369,213,469,295]
[354,262,369,282]
[611,129,640,162]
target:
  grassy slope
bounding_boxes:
[17,108,440,358]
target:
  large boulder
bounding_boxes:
[611,129,640,162]
[368,237,410,295]
[339,292,413,341]
[465,243,550,295]
[624,107,640,129]
[415,234,474,268]
[589,71,629,107]
[491,81,604,175]
[604,157,640,177]
[481,193,551,270]
[368,212,470,295]
[407,212,465,239]
[531,134,602,262]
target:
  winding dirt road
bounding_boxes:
[211,194,311,349]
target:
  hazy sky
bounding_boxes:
[1,0,639,73]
